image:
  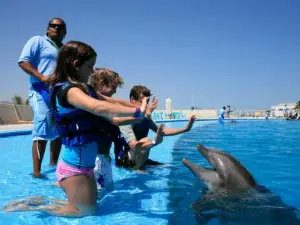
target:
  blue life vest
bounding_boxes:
[49,82,121,147]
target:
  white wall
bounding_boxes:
[271,103,296,117]
[0,103,33,124]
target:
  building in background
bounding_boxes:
[270,103,296,117]
[165,98,172,118]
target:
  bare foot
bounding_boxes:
[4,203,30,212]
[6,196,47,207]
[25,196,48,205]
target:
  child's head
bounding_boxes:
[129,85,152,105]
[89,68,124,97]
[50,41,97,86]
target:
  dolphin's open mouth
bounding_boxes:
[182,158,216,172]
[182,144,217,171]
[183,144,258,190]
[182,144,221,186]
[182,157,219,184]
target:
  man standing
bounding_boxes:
[18,18,67,178]
[218,106,226,123]
[283,104,289,118]
[226,105,231,118]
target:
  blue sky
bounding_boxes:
[1,0,299,109]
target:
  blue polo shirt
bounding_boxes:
[18,35,60,84]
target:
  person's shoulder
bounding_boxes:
[24,35,44,46]
[28,35,44,42]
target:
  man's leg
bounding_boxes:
[32,140,47,178]
[29,89,47,178]
[50,138,62,165]
[29,88,58,177]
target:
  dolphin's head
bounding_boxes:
[182,144,257,191]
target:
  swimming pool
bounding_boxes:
[0,120,299,224]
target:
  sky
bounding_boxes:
[1,0,299,110]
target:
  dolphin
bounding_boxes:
[182,144,300,225]
[182,144,256,193]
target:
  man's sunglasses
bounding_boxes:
[49,23,65,30]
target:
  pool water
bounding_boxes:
[0,121,210,225]
[168,120,300,225]
[0,120,299,225]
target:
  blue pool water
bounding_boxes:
[0,121,210,225]
[0,120,299,225]
[168,120,300,225]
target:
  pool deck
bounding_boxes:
[0,124,33,131]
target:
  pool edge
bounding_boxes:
[0,118,280,137]
[0,129,32,137]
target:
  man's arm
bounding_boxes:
[111,117,143,126]
[148,118,184,136]
[19,62,47,82]
[97,95,158,119]
[97,94,138,108]
[163,127,188,136]
[160,115,196,136]
[18,36,48,82]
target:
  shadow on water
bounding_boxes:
[167,121,300,225]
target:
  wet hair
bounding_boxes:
[129,85,152,101]
[48,40,97,92]
[89,68,124,90]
